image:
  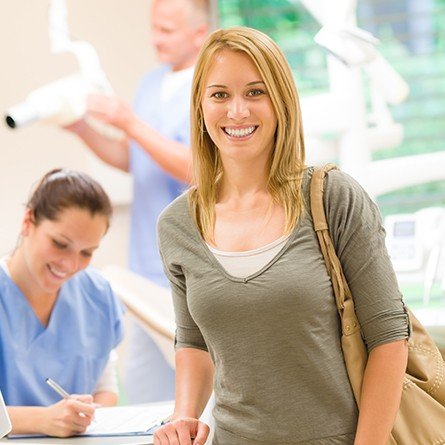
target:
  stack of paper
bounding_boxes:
[82,402,173,437]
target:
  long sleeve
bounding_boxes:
[323,170,410,351]
[158,196,208,352]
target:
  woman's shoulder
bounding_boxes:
[307,165,382,240]
[73,266,108,285]
[157,191,202,257]
[305,165,360,187]
[304,165,378,228]
[304,165,369,203]
[67,268,124,319]
[68,267,116,302]
[158,191,190,227]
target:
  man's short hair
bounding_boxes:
[184,0,210,25]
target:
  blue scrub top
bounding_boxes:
[0,267,124,406]
[129,64,191,286]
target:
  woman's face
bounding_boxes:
[201,49,277,166]
[21,207,108,296]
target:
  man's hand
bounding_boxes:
[86,93,135,132]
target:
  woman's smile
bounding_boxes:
[47,263,69,280]
[222,125,258,139]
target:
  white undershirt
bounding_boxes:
[160,65,195,103]
[207,235,290,278]
[0,257,118,395]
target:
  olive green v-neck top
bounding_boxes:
[158,168,409,445]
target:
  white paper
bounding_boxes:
[82,402,173,436]
[80,402,174,436]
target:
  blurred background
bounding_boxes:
[1,0,444,315]
[0,0,149,270]
[218,0,445,313]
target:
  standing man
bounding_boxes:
[65,0,211,403]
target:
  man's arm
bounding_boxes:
[84,93,193,183]
[65,118,130,172]
[124,115,193,183]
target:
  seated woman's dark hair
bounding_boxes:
[26,168,113,228]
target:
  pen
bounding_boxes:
[148,414,171,434]
[45,378,96,423]
[45,378,70,399]
[160,415,172,426]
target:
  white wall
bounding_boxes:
[0,0,155,269]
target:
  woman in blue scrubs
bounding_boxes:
[0,169,124,437]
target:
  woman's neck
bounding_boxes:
[8,248,58,326]
[219,159,270,203]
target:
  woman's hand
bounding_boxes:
[154,417,210,445]
[41,394,96,437]
[154,348,214,444]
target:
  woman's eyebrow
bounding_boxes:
[207,84,227,89]
[53,233,73,243]
[207,80,265,89]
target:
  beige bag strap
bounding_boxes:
[310,165,350,310]
[310,165,363,338]
[310,165,367,404]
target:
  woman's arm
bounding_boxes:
[7,396,96,437]
[154,347,214,445]
[93,391,118,407]
[354,339,408,445]
[92,350,119,407]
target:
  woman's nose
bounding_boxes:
[62,252,79,273]
[227,97,250,120]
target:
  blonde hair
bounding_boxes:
[189,26,306,241]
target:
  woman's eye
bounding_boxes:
[247,89,264,97]
[81,251,93,258]
[52,239,67,249]
[212,91,228,99]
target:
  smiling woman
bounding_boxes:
[155,27,410,445]
[0,169,124,438]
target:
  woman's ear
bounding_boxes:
[21,209,34,236]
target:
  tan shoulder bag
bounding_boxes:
[310,164,445,445]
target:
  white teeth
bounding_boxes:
[48,265,67,278]
[224,126,256,137]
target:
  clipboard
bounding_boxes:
[8,401,173,439]
[82,402,173,437]
[0,390,12,439]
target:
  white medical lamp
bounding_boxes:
[4,0,121,141]
[296,0,445,196]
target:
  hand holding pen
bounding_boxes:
[43,378,96,437]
